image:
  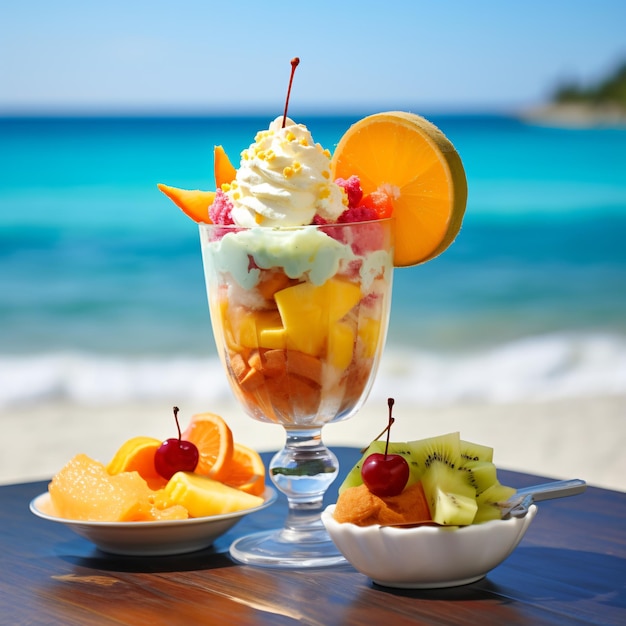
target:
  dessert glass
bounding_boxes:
[199,219,393,568]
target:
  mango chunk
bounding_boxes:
[274,278,362,357]
[225,306,284,350]
[357,317,382,358]
[328,321,356,370]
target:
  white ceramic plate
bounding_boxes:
[322,503,537,589]
[30,487,277,556]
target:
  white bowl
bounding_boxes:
[30,487,277,557]
[322,503,537,588]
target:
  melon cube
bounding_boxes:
[165,472,264,517]
[48,454,187,522]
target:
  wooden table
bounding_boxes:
[1,447,624,625]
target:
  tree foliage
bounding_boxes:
[553,61,626,108]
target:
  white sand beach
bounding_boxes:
[2,393,624,493]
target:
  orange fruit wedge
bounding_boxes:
[106,436,167,490]
[158,146,237,224]
[222,442,266,496]
[157,183,215,223]
[214,145,237,188]
[181,412,234,481]
[330,111,468,266]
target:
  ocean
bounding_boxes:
[1,114,625,409]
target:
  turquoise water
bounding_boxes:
[1,114,625,406]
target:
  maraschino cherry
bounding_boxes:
[361,398,409,497]
[154,406,199,479]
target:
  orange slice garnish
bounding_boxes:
[105,436,166,490]
[158,145,237,223]
[222,442,266,496]
[214,145,237,188]
[181,412,234,481]
[331,111,468,266]
[157,183,215,223]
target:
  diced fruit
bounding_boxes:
[460,439,494,464]
[257,327,287,350]
[324,278,363,320]
[275,282,324,355]
[47,410,269,522]
[157,183,215,223]
[106,436,166,490]
[419,460,478,526]
[340,429,514,526]
[49,454,186,522]
[257,270,293,300]
[331,111,467,266]
[408,432,480,525]
[181,412,234,481]
[164,471,264,517]
[459,460,498,496]
[274,278,362,357]
[328,321,355,370]
[357,317,382,358]
[474,483,517,524]
[230,307,284,350]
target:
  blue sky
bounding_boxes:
[1,0,625,115]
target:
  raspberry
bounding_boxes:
[312,213,328,225]
[209,189,235,225]
[335,176,363,208]
[334,205,385,256]
[337,205,379,223]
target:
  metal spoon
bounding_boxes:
[499,478,587,519]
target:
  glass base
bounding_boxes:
[229,527,346,568]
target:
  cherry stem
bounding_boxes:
[282,57,300,128]
[384,398,395,458]
[173,406,182,441]
[360,397,396,454]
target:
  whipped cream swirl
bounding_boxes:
[227,117,346,227]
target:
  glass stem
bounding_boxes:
[269,429,338,541]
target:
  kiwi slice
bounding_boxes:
[460,439,494,463]
[337,440,420,494]
[420,462,478,525]
[474,482,517,524]
[458,460,498,496]
[408,432,478,525]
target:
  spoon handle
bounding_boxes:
[514,478,587,502]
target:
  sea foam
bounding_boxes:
[1,332,624,409]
